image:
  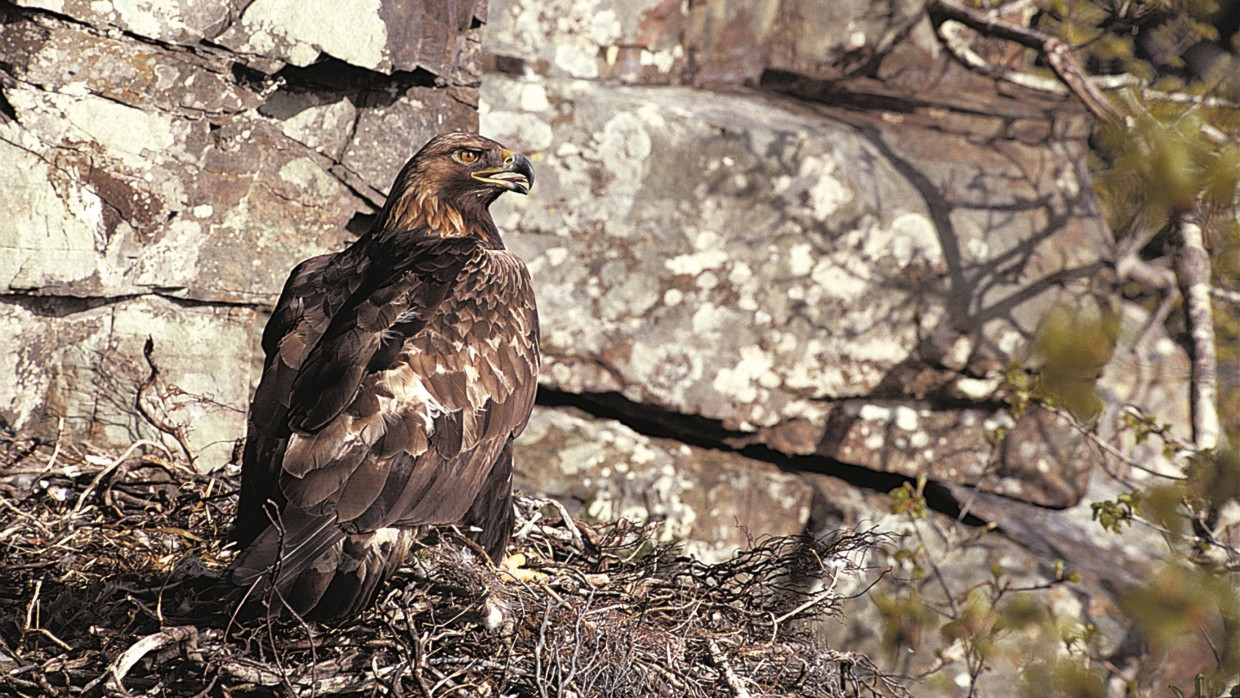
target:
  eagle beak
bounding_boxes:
[472,150,534,195]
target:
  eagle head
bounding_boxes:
[379,132,534,240]
[420,131,533,199]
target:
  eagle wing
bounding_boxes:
[232,250,353,548]
[232,235,539,617]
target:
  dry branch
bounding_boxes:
[1172,216,1221,451]
[926,0,1123,124]
[1210,286,1240,305]
[81,626,199,696]
[137,336,197,466]
[927,0,1229,456]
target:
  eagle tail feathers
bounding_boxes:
[460,440,516,563]
[231,508,416,621]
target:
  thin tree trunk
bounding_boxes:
[1173,215,1220,450]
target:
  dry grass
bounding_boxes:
[0,428,906,697]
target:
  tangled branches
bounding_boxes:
[0,430,904,697]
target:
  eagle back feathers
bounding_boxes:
[232,230,539,615]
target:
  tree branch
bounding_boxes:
[926,0,1123,124]
[928,0,1227,453]
[1210,286,1240,305]
[137,336,197,466]
[1172,216,1221,450]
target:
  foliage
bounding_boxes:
[1122,563,1240,679]
[1089,489,1143,534]
[878,474,1104,697]
[1028,306,1119,422]
[1046,0,1240,446]
[892,1,1240,694]
[1040,0,1237,92]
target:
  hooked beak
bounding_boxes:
[471,149,534,195]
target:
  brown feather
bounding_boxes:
[334,456,392,520]
[285,542,341,614]
[286,455,362,511]
[431,410,465,458]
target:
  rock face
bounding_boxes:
[518,406,813,561]
[477,1,1197,693]
[482,3,1115,509]
[0,0,485,465]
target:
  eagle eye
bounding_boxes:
[457,149,481,165]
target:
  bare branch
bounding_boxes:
[1172,216,1221,450]
[70,439,171,518]
[1210,286,1240,305]
[926,0,1123,124]
[709,639,753,698]
[137,336,197,465]
[1116,255,1176,292]
[81,626,199,696]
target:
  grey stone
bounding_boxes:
[340,87,480,197]
[0,295,256,466]
[482,74,1112,505]
[0,78,359,303]
[213,0,486,78]
[12,0,243,46]
[12,0,486,79]
[0,2,481,467]
[517,406,813,562]
[485,0,926,85]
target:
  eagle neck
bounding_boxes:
[371,187,505,250]
[466,209,504,250]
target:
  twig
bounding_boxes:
[937,19,1072,95]
[1045,403,1188,480]
[771,584,839,628]
[927,0,1123,124]
[1116,255,1176,292]
[410,633,436,698]
[545,496,584,549]
[1210,286,1240,305]
[0,496,53,539]
[215,657,284,686]
[79,626,198,696]
[40,416,64,479]
[708,639,752,698]
[137,336,197,466]
[1172,216,1221,451]
[70,439,171,518]
[24,579,40,634]
[1119,405,1196,456]
[21,580,72,651]
[519,496,585,550]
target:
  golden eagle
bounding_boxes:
[230,132,539,621]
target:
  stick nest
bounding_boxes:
[0,430,906,697]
